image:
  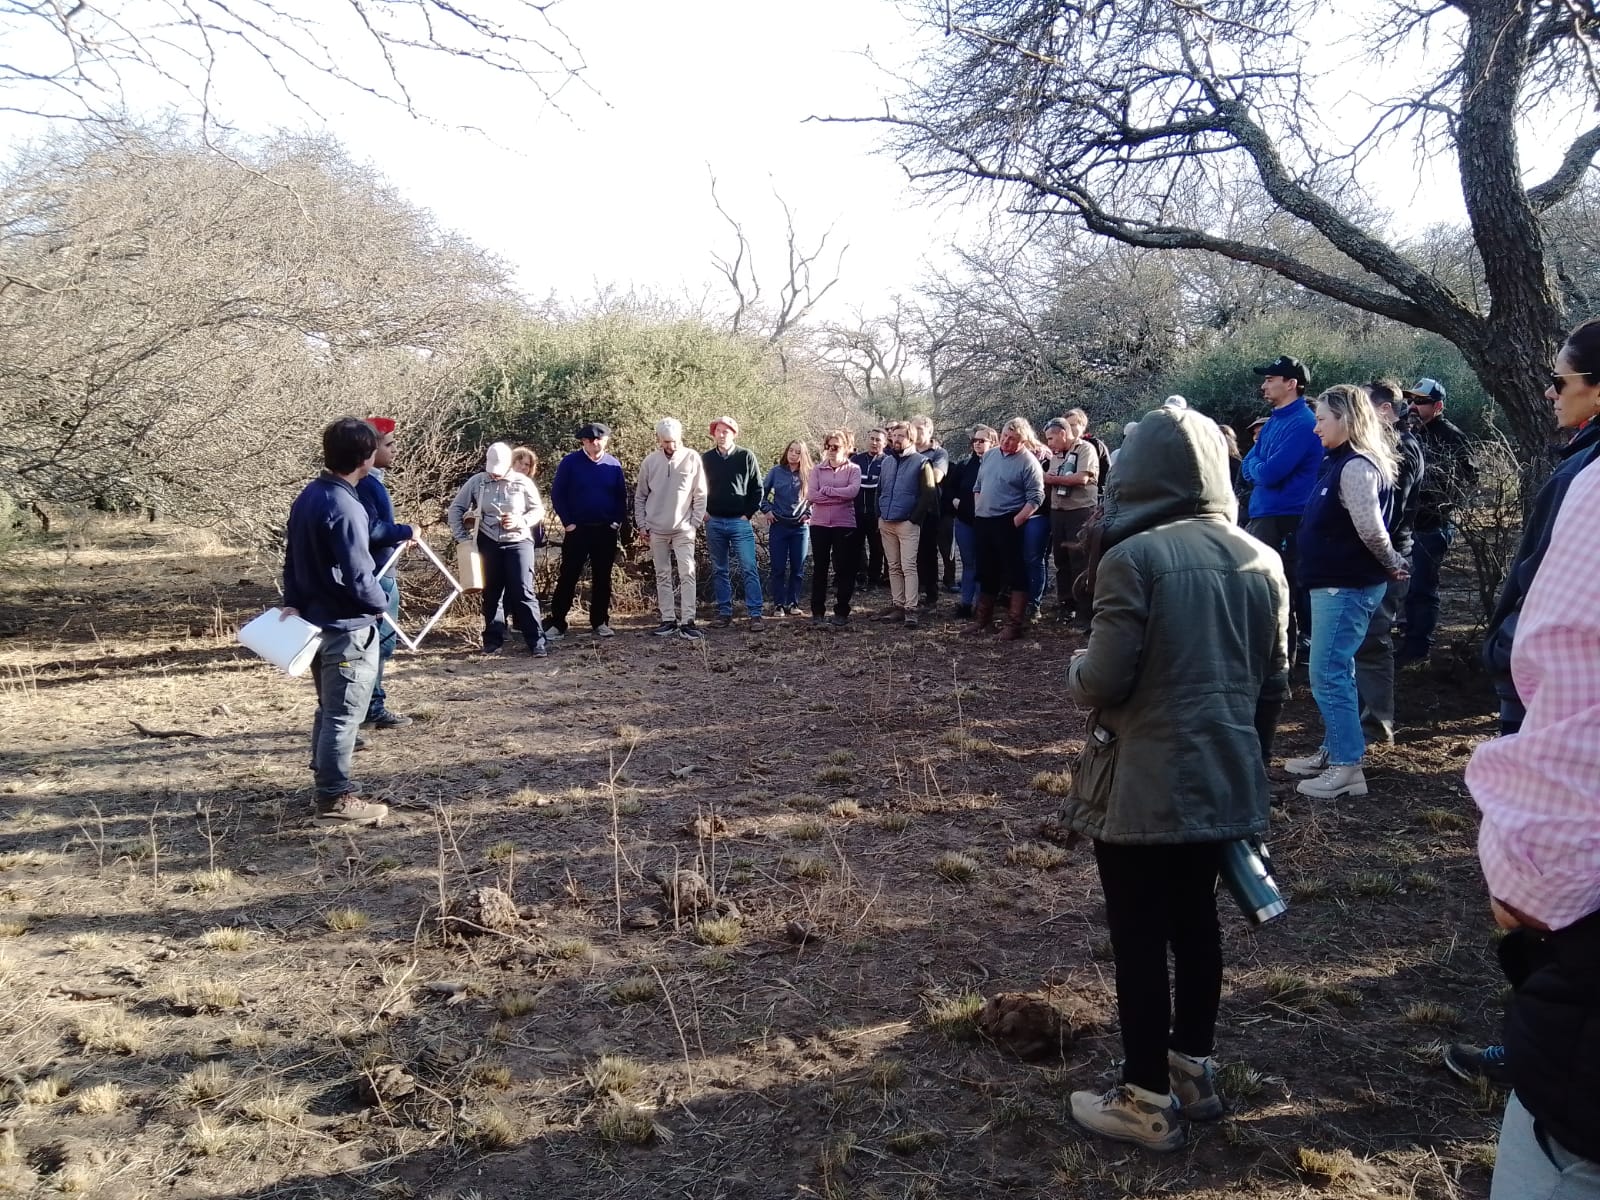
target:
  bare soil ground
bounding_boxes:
[0,519,1506,1200]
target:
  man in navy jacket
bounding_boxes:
[1240,355,1324,664]
[547,422,629,638]
[356,417,414,731]
[283,417,390,825]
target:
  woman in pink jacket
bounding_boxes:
[808,430,863,628]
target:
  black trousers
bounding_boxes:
[1247,513,1308,662]
[810,526,862,618]
[916,511,943,601]
[549,523,619,631]
[975,512,1027,595]
[1094,840,1224,1095]
[1050,507,1093,610]
[857,510,885,585]
[478,533,542,651]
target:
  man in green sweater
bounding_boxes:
[702,416,766,630]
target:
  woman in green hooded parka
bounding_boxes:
[1061,406,1290,1152]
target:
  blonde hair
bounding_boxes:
[1315,384,1397,485]
[510,445,538,476]
[1002,417,1046,456]
[778,439,814,502]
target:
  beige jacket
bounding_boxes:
[634,447,708,534]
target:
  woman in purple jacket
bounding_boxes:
[807,431,863,628]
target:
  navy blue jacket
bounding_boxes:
[356,470,413,570]
[550,450,627,527]
[878,447,927,522]
[1298,446,1393,589]
[1482,420,1600,721]
[1240,401,1323,519]
[283,473,388,631]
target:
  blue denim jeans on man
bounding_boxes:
[953,519,980,607]
[705,515,764,618]
[1401,524,1452,658]
[310,625,380,800]
[365,573,400,722]
[1309,584,1388,765]
[767,521,809,609]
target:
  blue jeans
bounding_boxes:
[365,573,400,722]
[1309,584,1387,765]
[767,521,809,608]
[1401,524,1452,657]
[953,519,980,606]
[1491,1092,1600,1199]
[310,625,380,800]
[1024,513,1051,606]
[705,516,763,618]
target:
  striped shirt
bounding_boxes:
[1468,460,1600,930]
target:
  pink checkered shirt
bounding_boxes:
[1468,459,1600,930]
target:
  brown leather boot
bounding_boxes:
[962,594,996,636]
[998,592,1030,641]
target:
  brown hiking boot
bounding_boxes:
[962,595,996,636]
[998,593,1030,642]
[316,794,388,825]
[875,606,905,623]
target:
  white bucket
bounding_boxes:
[237,608,323,676]
[456,541,485,592]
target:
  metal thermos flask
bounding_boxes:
[1221,838,1287,925]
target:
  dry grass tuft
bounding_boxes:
[465,1107,518,1151]
[1403,1000,1462,1027]
[826,798,862,819]
[496,991,539,1018]
[933,851,979,883]
[867,1059,905,1090]
[1263,970,1321,1011]
[472,1062,513,1089]
[324,907,370,932]
[1296,1146,1360,1181]
[597,1101,657,1145]
[240,1084,307,1125]
[1419,807,1471,832]
[197,926,256,951]
[886,1128,940,1154]
[73,1082,126,1115]
[551,938,591,960]
[485,839,517,861]
[609,976,659,1005]
[786,854,829,881]
[1029,770,1073,796]
[823,749,855,766]
[183,1116,247,1157]
[187,868,234,893]
[874,811,912,832]
[787,818,827,841]
[1217,1061,1267,1102]
[585,1054,645,1096]
[167,976,243,1013]
[695,917,742,946]
[174,1062,234,1104]
[925,992,983,1041]
[65,931,105,953]
[21,1072,72,1104]
[1348,871,1402,898]
[74,1009,150,1055]
[0,920,28,938]
[1005,841,1067,869]
[814,765,853,784]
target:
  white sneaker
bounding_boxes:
[594,625,615,639]
[1069,1083,1184,1151]
[1284,748,1329,777]
[1296,764,1367,799]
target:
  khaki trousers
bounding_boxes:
[649,528,697,625]
[879,518,922,610]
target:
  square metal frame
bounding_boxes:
[375,540,465,651]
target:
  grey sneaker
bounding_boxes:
[362,709,412,730]
[711,615,732,629]
[1168,1050,1223,1121]
[1284,748,1329,776]
[749,616,767,632]
[316,794,388,825]
[531,640,548,658]
[677,623,704,641]
[543,624,566,641]
[1445,1042,1510,1087]
[903,611,920,629]
[651,621,679,637]
[1069,1084,1183,1151]
[594,624,615,639]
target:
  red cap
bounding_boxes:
[368,417,396,435]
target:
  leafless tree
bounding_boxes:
[0,121,513,541]
[0,0,589,128]
[862,0,1600,462]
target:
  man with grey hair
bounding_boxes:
[635,417,709,640]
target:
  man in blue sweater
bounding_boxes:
[1240,355,1323,665]
[282,417,390,825]
[547,422,628,638]
[356,417,415,731]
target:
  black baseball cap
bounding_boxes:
[1252,355,1310,386]
[576,422,611,440]
[1402,377,1447,405]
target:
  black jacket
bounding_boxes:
[1383,430,1424,555]
[944,454,983,525]
[1503,913,1600,1163]
[1482,420,1600,720]
[1414,415,1475,529]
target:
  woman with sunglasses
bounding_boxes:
[1483,320,1600,735]
[808,431,863,627]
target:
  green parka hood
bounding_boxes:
[1102,407,1238,548]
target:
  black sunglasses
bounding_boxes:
[1550,371,1588,392]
